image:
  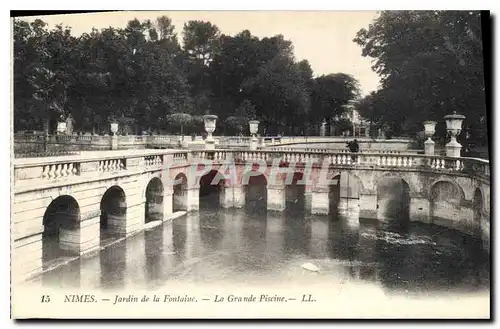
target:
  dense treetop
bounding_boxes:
[14,11,488,145]
[13,16,360,136]
[354,11,487,144]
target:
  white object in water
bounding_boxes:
[301,263,320,272]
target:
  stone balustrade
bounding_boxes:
[99,159,126,172]
[173,152,189,164]
[14,134,416,155]
[13,149,190,192]
[42,162,80,179]
[13,149,490,194]
[144,155,163,168]
[188,149,490,178]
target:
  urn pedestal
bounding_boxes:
[444,112,465,158]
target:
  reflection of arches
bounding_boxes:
[42,195,80,265]
[430,181,464,222]
[244,173,267,214]
[145,177,164,223]
[376,177,411,223]
[329,174,341,215]
[283,212,311,255]
[173,173,188,212]
[172,219,187,261]
[199,170,225,209]
[100,244,125,290]
[100,186,127,243]
[200,213,223,251]
[285,172,305,213]
[144,228,164,282]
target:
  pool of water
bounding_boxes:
[34,203,490,299]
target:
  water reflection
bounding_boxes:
[37,208,489,295]
[99,244,125,290]
[145,227,164,283]
[283,208,311,257]
[172,217,187,261]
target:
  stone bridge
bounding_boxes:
[12,148,490,282]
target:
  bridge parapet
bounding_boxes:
[190,149,490,181]
[14,149,190,193]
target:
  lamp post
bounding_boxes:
[110,122,119,150]
[423,121,437,156]
[249,120,259,150]
[203,115,218,150]
[443,112,466,157]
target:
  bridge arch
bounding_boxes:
[473,188,484,224]
[173,172,188,212]
[376,176,411,224]
[373,172,418,197]
[329,173,341,215]
[429,180,465,224]
[199,170,225,209]
[242,170,268,213]
[285,171,306,212]
[42,195,80,266]
[145,177,164,223]
[100,186,127,242]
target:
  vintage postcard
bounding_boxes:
[11,10,491,319]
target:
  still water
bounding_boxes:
[35,200,490,298]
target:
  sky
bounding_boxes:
[20,11,382,96]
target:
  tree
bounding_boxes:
[225,100,257,135]
[167,113,193,140]
[353,11,487,142]
[310,73,360,129]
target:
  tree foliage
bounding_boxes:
[14,16,362,136]
[353,11,487,143]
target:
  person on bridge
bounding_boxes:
[347,139,360,163]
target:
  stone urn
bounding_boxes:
[57,121,67,135]
[443,112,465,157]
[423,121,437,155]
[110,122,119,135]
[249,120,260,150]
[203,115,218,150]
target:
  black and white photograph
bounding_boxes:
[9,9,491,319]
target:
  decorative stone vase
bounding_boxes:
[203,115,218,150]
[57,121,67,135]
[249,120,260,150]
[423,121,437,156]
[110,122,119,135]
[249,120,259,135]
[443,112,465,157]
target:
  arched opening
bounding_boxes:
[473,188,484,238]
[173,173,188,212]
[42,196,80,266]
[376,176,411,226]
[100,186,127,244]
[285,172,305,213]
[338,172,362,221]
[329,174,341,216]
[430,181,464,224]
[145,177,164,223]
[473,188,483,224]
[244,173,268,214]
[199,170,225,210]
